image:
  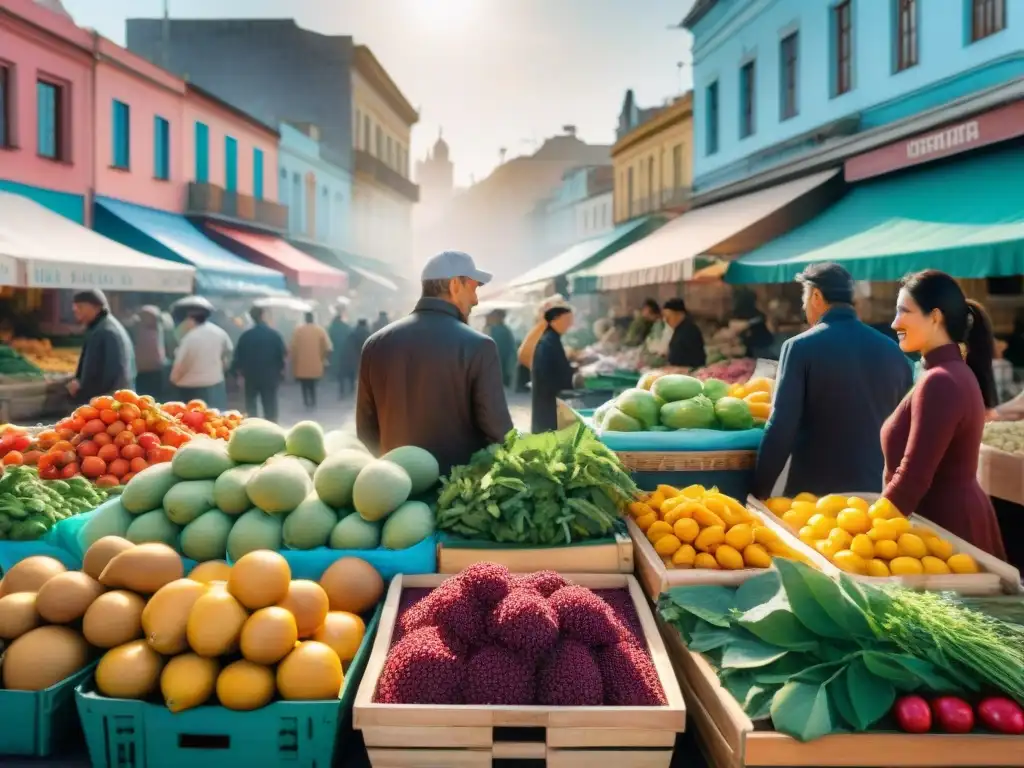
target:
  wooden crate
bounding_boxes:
[658,616,1024,768]
[626,506,815,599]
[978,445,1024,506]
[353,573,686,767]
[748,495,1022,596]
[437,532,634,575]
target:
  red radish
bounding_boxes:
[977,697,1024,735]
[893,695,932,733]
[931,696,974,734]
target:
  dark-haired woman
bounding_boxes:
[530,306,576,433]
[881,270,1006,559]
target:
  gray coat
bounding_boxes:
[356,298,514,474]
[75,312,135,402]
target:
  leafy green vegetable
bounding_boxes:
[770,680,838,742]
[0,465,111,540]
[435,424,637,545]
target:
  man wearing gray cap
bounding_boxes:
[67,289,134,403]
[356,251,514,473]
[753,262,913,498]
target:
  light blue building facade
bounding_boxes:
[685,0,1022,192]
[538,166,593,254]
[277,123,354,252]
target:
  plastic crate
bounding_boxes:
[75,603,381,768]
[0,661,96,757]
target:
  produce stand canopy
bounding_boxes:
[0,192,195,293]
[206,224,348,290]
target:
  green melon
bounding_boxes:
[180,510,234,562]
[381,501,435,550]
[381,446,440,495]
[213,465,258,515]
[313,449,373,508]
[227,418,287,464]
[163,480,217,525]
[121,463,178,514]
[126,510,181,548]
[78,498,133,550]
[285,420,326,463]
[329,512,381,550]
[245,459,312,515]
[171,439,234,480]
[352,460,412,522]
[226,508,283,561]
[282,494,337,550]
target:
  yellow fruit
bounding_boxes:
[661,501,689,526]
[240,606,299,665]
[0,592,42,641]
[921,556,951,575]
[783,509,811,530]
[846,497,869,512]
[947,553,980,574]
[680,484,706,499]
[635,512,658,531]
[828,528,853,550]
[816,494,849,516]
[692,505,726,529]
[808,514,836,539]
[866,559,891,577]
[82,537,134,581]
[869,519,898,541]
[187,589,248,658]
[890,556,925,576]
[790,500,818,519]
[142,578,208,655]
[815,539,840,559]
[673,518,700,543]
[83,590,146,649]
[312,612,365,663]
[319,558,383,614]
[694,525,725,552]
[627,501,653,518]
[654,534,682,557]
[753,526,781,546]
[837,508,870,535]
[887,517,912,537]
[35,571,104,625]
[96,639,165,699]
[646,520,674,543]
[277,641,344,701]
[897,534,928,559]
[647,491,666,510]
[925,537,954,560]
[909,525,937,539]
[725,523,754,550]
[99,543,183,595]
[793,492,818,503]
[705,497,739,526]
[850,534,874,560]
[798,526,818,545]
[0,556,66,596]
[693,552,720,569]
[217,659,276,711]
[276,580,330,638]
[715,544,744,570]
[873,539,899,559]
[161,653,219,713]
[671,544,696,567]
[833,550,867,575]
[764,497,792,515]
[228,551,291,610]
[868,498,900,520]
[743,544,772,568]
[0,625,89,691]
[188,560,232,584]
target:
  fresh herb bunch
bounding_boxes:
[436,423,637,546]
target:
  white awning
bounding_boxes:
[0,192,195,293]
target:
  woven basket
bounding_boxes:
[616,449,756,473]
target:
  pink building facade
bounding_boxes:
[0,0,93,223]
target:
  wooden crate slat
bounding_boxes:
[437,533,634,575]
[547,727,678,748]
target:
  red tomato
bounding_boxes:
[114,430,136,448]
[93,432,113,447]
[106,420,127,437]
[57,428,76,441]
[68,416,86,433]
[163,428,191,448]
[120,472,136,484]
[75,405,100,421]
[138,395,157,409]
[121,443,145,461]
[56,418,75,432]
[120,404,142,423]
[1,434,16,452]
[95,474,120,488]
[130,418,148,435]
[92,395,116,410]
[99,409,119,425]
[22,450,41,466]
[37,452,56,471]
[137,432,160,451]
[977,697,1024,735]
[931,697,974,734]
[77,440,99,458]
[70,434,84,448]
[97,444,121,463]
[51,440,75,455]
[61,462,80,478]
[894,696,932,733]
[35,429,60,449]
[39,465,60,480]
[80,456,107,478]
[147,445,176,463]
[128,456,149,474]
[186,399,207,410]
[11,434,31,452]
[82,419,107,436]
[113,389,140,405]
[3,451,23,466]
[107,458,130,478]
[55,450,77,468]
[182,411,206,431]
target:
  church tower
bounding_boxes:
[415,129,455,204]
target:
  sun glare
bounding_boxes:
[407,0,479,33]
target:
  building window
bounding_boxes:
[739,60,756,138]
[354,109,362,145]
[362,115,370,151]
[646,156,655,205]
[375,125,383,158]
[672,144,683,189]
[970,0,1006,41]
[194,122,209,183]
[626,167,634,218]
[386,135,393,167]
[111,99,130,168]
[253,148,264,201]
[291,172,302,232]
[705,81,719,156]
[780,32,799,120]
[895,0,918,71]
[224,137,238,193]
[0,64,11,149]
[37,80,65,161]
[153,116,170,180]
[833,1,853,96]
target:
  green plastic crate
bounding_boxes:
[0,661,97,757]
[75,604,381,768]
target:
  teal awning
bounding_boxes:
[510,216,663,289]
[727,146,1024,284]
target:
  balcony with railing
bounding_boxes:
[353,149,420,203]
[626,186,693,219]
[186,183,289,232]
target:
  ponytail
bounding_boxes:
[964,300,997,409]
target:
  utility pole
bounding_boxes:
[161,0,170,71]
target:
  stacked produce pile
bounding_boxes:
[79,419,438,561]
[375,563,666,706]
[689,358,756,385]
[982,421,1024,455]
[7,338,79,375]
[629,484,809,570]
[436,423,636,546]
[0,466,113,541]
[0,541,384,712]
[593,374,771,433]
[659,560,1024,740]
[0,345,44,380]
[765,493,982,577]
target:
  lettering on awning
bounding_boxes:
[906,121,981,160]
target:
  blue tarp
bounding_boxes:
[596,427,765,452]
[94,197,288,296]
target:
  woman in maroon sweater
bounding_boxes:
[882,270,1007,559]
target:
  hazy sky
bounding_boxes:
[61,0,695,185]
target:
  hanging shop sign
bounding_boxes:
[844,99,1024,182]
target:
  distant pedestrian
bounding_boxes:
[530,306,577,433]
[372,311,390,334]
[290,312,333,409]
[485,310,516,387]
[131,305,166,400]
[231,306,287,421]
[347,320,371,377]
[67,289,134,404]
[329,306,354,398]
[169,305,233,409]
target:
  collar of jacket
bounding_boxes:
[87,309,109,330]
[414,297,465,323]
[822,305,857,323]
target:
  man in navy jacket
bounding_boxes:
[752,263,913,498]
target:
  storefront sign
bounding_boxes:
[27,262,193,293]
[845,99,1024,182]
